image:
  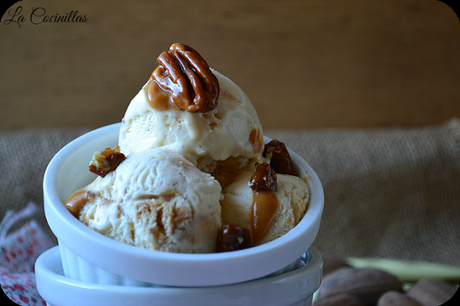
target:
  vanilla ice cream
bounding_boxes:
[119,69,262,162]
[66,148,222,253]
[119,46,263,189]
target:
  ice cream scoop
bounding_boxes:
[65,147,222,253]
[221,170,310,245]
[119,44,263,187]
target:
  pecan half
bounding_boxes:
[89,145,126,177]
[151,43,220,113]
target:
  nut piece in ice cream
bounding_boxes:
[119,43,263,188]
[88,145,126,178]
[216,223,254,252]
[67,148,222,254]
[263,139,299,176]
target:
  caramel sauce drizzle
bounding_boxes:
[249,128,263,154]
[249,162,279,244]
[66,145,125,217]
[248,139,300,244]
[251,191,279,244]
[64,188,94,218]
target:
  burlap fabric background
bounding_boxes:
[1,119,459,266]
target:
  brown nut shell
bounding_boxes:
[322,256,352,277]
[313,293,366,306]
[316,267,403,306]
[377,291,423,306]
[406,278,458,306]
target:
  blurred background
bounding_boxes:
[1,0,459,131]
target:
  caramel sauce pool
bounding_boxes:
[251,190,279,244]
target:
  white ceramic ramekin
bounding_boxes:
[43,123,324,287]
[35,245,322,306]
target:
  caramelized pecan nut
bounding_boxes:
[152,43,220,113]
[216,223,254,252]
[88,145,126,177]
[263,139,299,176]
[249,162,277,193]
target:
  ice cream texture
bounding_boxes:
[64,43,310,253]
[119,70,264,189]
[119,44,263,188]
[119,69,263,162]
[73,148,222,253]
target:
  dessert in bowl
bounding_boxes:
[42,43,324,287]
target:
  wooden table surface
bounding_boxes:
[1,0,459,130]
